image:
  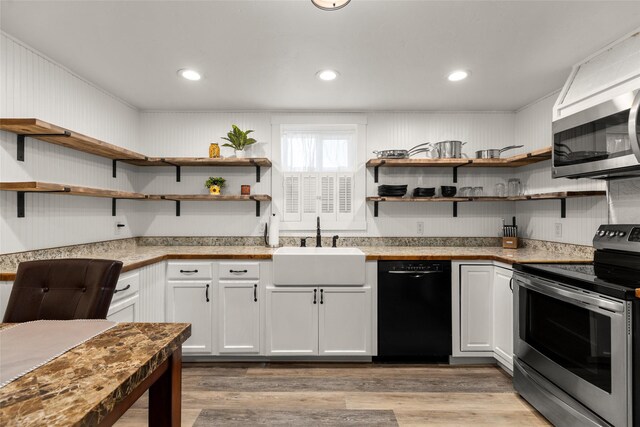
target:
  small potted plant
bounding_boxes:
[221,125,257,158]
[205,177,226,195]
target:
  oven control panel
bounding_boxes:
[594,224,640,253]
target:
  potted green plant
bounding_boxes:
[205,177,226,195]
[221,125,257,158]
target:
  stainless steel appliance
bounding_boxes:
[375,261,452,362]
[513,224,640,427]
[552,90,640,179]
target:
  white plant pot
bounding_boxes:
[235,150,246,158]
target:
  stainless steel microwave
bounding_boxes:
[552,90,640,179]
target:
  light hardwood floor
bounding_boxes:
[115,363,550,426]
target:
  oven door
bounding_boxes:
[552,89,640,179]
[514,272,631,427]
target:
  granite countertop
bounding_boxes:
[0,244,592,281]
[0,322,190,426]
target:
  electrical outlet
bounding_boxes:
[555,223,562,238]
[114,219,125,236]
[417,221,424,235]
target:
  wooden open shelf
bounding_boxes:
[367,190,605,218]
[366,147,552,183]
[0,182,272,218]
[0,118,272,181]
[147,194,271,217]
[0,119,147,163]
[0,181,147,218]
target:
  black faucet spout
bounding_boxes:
[316,216,322,247]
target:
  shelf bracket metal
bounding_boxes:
[452,166,461,184]
[16,131,71,162]
[255,200,261,217]
[112,198,117,216]
[17,187,70,218]
[256,165,261,183]
[453,201,458,217]
[374,201,379,217]
[175,200,181,216]
[373,160,385,183]
[160,159,181,182]
[560,198,566,218]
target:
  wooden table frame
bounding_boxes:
[98,347,183,426]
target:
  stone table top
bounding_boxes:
[0,322,191,426]
[0,245,592,281]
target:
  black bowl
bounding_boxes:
[441,186,457,197]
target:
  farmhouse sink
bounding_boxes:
[273,247,366,285]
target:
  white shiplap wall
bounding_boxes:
[0,32,144,253]
[514,93,608,246]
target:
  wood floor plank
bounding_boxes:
[394,409,551,426]
[194,409,398,426]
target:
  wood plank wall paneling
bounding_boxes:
[0,33,143,254]
[138,262,166,322]
[0,33,621,252]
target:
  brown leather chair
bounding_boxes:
[3,258,123,322]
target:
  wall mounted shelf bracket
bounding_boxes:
[560,198,566,218]
[17,131,71,161]
[17,187,70,218]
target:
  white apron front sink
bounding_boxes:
[273,247,365,285]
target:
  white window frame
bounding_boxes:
[271,114,367,231]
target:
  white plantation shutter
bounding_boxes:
[302,175,318,214]
[283,175,300,222]
[321,175,335,214]
[338,174,353,215]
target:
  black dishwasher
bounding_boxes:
[375,260,452,362]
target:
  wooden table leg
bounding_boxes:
[149,347,182,427]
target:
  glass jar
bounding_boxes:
[209,143,220,158]
[494,182,506,197]
[508,178,522,197]
[459,187,472,197]
[472,186,484,196]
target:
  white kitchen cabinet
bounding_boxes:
[319,287,371,355]
[218,281,260,354]
[266,285,372,356]
[107,293,139,322]
[166,280,213,354]
[492,266,514,370]
[460,265,494,352]
[266,286,318,355]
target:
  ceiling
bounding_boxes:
[1,0,640,112]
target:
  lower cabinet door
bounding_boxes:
[166,281,213,355]
[460,265,494,352]
[266,287,318,356]
[107,294,139,322]
[492,267,514,369]
[319,287,371,356]
[218,281,260,354]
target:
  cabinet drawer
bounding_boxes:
[219,262,260,280]
[112,272,139,302]
[167,262,213,280]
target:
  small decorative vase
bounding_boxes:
[209,185,221,195]
[209,143,220,158]
[235,149,246,159]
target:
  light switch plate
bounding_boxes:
[555,222,562,237]
[417,221,424,235]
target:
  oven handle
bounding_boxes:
[629,89,640,161]
[516,274,624,313]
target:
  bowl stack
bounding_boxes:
[412,187,436,197]
[378,185,408,197]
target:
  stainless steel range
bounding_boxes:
[513,224,640,427]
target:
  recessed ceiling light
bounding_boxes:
[311,0,351,11]
[177,69,201,81]
[317,70,339,81]
[448,70,470,82]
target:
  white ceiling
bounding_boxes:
[1,0,640,112]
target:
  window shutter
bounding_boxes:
[338,174,353,214]
[302,175,318,214]
[321,175,335,214]
[283,174,300,221]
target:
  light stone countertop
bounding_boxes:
[0,245,592,281]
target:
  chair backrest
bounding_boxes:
[3,258,123,322]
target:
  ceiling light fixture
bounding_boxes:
[317,70,339,81]
[448,70,470,82]
[177,69,201,81]
[311,0,351,11]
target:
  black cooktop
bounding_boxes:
[514,262,638,300]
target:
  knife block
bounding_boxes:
[502,237,518,249]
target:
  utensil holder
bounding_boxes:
[502,237,518,249]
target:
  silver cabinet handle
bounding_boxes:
[114,284,131,294]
